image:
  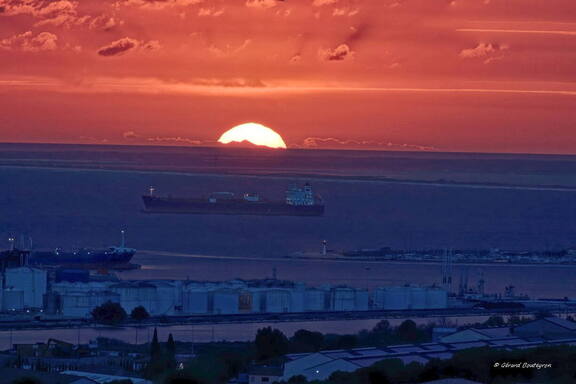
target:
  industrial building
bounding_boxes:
[258,333,576,382]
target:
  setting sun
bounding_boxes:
[218,123,287,149]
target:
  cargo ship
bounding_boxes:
[21,232,136,269]
[30,246,135,267]
[142,183,324,216]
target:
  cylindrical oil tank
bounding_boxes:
[211,289,239,314]
[265,289,291,313]
[5,267,47,309]
[332,288,356,311]
[238,291,254,313]
[304,289,327,311]
[426,288,448,309]
[372,288,386,309]
[3,289,25,311]
[355,289,370,311]
[110,283,156,315]
[409,287,428,309]
[184,290,209,314]
[383,287,411,310]
[290,289,305,313]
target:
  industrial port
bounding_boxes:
[0,245,574,328]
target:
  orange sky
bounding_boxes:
[0,0,575,153]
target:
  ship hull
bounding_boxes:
[142,196,324,216]
[30,249,135,266]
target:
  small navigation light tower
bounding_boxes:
[8,237,15,251]
[149,186,155,197]
[121,230,126,248]
[322,240,328,256]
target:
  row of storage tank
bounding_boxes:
[0,267,449,317]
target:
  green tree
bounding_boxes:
[397,320,419,343]
[287,375,308,384]
[163,372,205,384]
[290,329,324,353]
[371,320,393,345]
[372,320,391,333]
[484,315,505,327]
[167,333,177,369]
[13,377,42,384]
[91,301,127,325]
[151,327,161,360]
[254,327,289,361]
[144,328,172,379]
[130,305,150,322]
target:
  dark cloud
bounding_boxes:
[98,37,138,56]
[97,37,161,57]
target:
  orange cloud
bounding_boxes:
[300,137,438,151]
[0,31,58,52]
[319,43,352,61]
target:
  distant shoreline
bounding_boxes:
[2,163,576,192]
[1,141,576,158]
[137,250,576,269]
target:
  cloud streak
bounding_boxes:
[2,76,576,98]
[457,28,576,36]
[299,137,438,151]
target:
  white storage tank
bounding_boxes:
[372,287,386,310]
[304,289,327,311]
[409,287,428,309]
[110,282,157,315]
[332,288,356,311]
[5,267,47,309]
[183,289,209,314]
[211,289,239,314]
[152,281,179,315]
[290,289,305,313]
[60,291,120,318]
[355,289,370,311]
[239,290,255,313]
[2,288,24,311]
[426,288,448,309]
[265,289,291,313]
[382,287,411,310]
